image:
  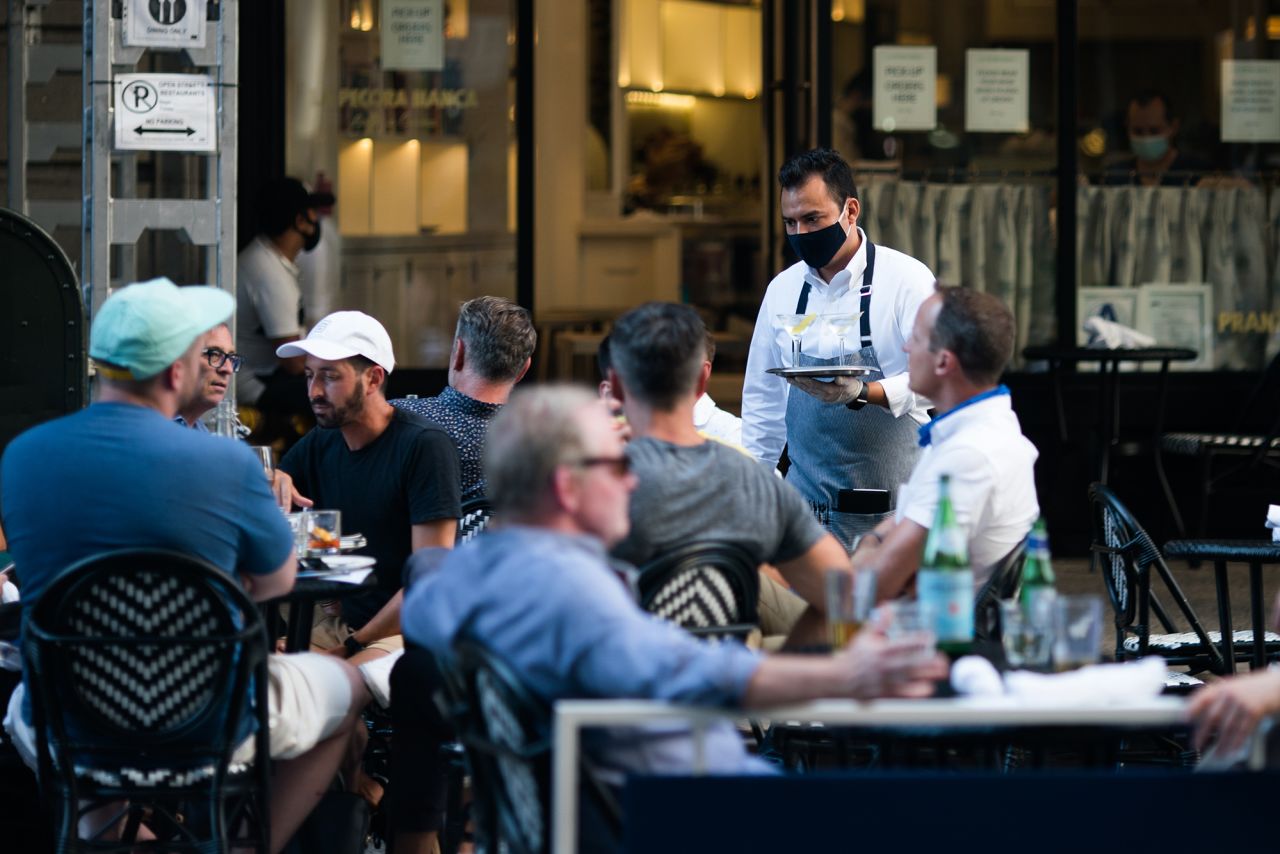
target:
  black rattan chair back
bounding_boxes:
[457,497,495,545]
[1087,483,1225,674]
[23,549,271,852]
[451,640,552,854]
[973,537,1029,643]
[637,540,761,641]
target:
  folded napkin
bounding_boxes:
[1266,505,1280,543]
[358,647,404,709]
[951,655,1167,704]
[1083,317,1156,349]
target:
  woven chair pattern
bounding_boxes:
[476,668,544,852]
[457,499,494,545]
[647,567,738,629]
[62,571,231,735]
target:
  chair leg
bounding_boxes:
[1154,446,1186,538]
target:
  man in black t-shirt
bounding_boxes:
[279,311,461,663]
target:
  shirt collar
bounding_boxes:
[441,384,503,416]
[256,235,300,277]
[802,227,868,298]
[917,385,1011,448]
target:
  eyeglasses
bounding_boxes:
[202,347,242,372]
[572,456,631,477]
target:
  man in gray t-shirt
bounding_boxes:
[606,302,857,644]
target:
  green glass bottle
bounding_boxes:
[918,474,974,655]
[1019,518,1057,616]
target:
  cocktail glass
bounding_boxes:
[823,312,863,366]
[776,313,819,367]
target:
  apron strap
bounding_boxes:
[794,281,811,314]
[859,242,876,348]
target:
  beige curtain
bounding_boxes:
[860,180,1056,363]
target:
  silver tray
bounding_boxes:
[766,365,874,378]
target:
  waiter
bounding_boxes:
[743,148,935,550]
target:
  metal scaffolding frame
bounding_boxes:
[80,0,238,322]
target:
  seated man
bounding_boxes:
[605,302,850,642]
[277,311,461,664]
[853,285,1039,598]
[173,322,237,432]
[403,385,945,782]
[392,296,536,501]
[0,279,368,852]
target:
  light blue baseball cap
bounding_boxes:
[89,278,235,380]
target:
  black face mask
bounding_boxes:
[787,212,849,269]
[300,215,322,253]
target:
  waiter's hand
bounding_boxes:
[787,375,863,405]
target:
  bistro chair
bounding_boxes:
[1160,349,1280,537]
[1086,483,1280,677]
[637,540,760,642]
[973,537,1030,644]
[448,640,619,854]
[22,549,271,852]
[456,496,495,545]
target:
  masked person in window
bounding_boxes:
[1104,89,1210,187]
[237,177,334,447]
[742,148,936,551]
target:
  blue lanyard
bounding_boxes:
[917,385,1010,447]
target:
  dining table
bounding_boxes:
[551,695,1189,854]
[265,562,377,652]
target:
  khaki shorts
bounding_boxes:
[310,608,404,656]
[4,651,354,768]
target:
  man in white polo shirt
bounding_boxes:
[852,285,1039,597]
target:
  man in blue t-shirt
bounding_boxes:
[0,278,369,851]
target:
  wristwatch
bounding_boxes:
[344,635,366,657]
[845,383,870,411]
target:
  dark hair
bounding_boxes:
[703,331,717,365]
[455,296,537,382]
[928,286,1015,386]
[596,333,612,381]
[610,302,706,410]
[347,354,377,375]
[1129,89,1177,123]
[777,147,859,207]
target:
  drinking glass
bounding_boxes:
[822,312,862,366]
[825,570,876,648]
[306,510,342,554]
[1052,595,1103,671]
[1000,599,1053,670]
[286,512,309,559]
[776,313,818,367]
[881,601,937,662]
[250,445,275,481]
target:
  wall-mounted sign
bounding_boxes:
[873,46,937,132]
[381,0,445,71]
[123,0,207,49]
[114,73,217,152]
[965,49,1029,133]
[1222,60,1280,143]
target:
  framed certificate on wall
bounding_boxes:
[1136,283,1214,370]
[1076,286,1140,347]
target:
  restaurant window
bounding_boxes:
[327,0,518,369]
[1078,0,1280,371]
[825,0,1059,364]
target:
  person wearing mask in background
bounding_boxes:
[237,177,334,445]
[1104,90,1209,187]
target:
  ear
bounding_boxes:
[695,360,711,398]
[846,196,861,227]
[513,356,531,384]
[550,464,578,514]
[451,338,466,372]
[365,365,388,395]
[1169,117,1181,136]
[934,348,958,378]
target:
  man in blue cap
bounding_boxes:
[0,278,369,851]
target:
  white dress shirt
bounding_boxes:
[741,229,936,466]
[895,391,1040,587]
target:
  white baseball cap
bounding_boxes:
[276,310,396,373]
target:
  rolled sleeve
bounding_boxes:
[878,372,923,419]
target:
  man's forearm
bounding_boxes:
[742,654,851,708]
[352,589,403,644]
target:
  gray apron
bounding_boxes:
[784,242,923,551]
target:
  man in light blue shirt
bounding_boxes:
[402,385,947,779]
